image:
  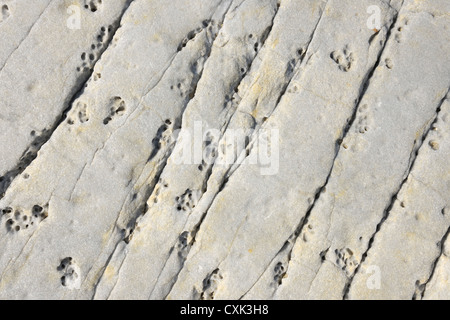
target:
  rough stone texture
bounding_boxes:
[0,0,449,300]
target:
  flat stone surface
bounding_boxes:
[0,0,449,300]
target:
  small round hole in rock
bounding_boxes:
[33,205,43,213]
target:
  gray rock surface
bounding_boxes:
[0,0,449,300]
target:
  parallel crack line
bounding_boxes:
[0,0,136,286]
[88,1,234,299]
[276,4,401,298]
[89,145,173,299]
[0,0,135,200]
[238,1,341,299]
[0,0,54,74]
[343,88,450,300]
[158,1,283,300]
[414,226,450,300]
[264,0,328,120]
[94,0,232,158]
[227,0,329,180]
[164,1,336,301]
[241,2,402,299]
[170,0,330,299]
[104,247,128,300]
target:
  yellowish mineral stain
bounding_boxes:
[271,38,279,49]
[335,188,347,199]
[104,265,116,281]
[152,33,161,42]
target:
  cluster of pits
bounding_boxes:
[334,247,359,276]
[200,268,222,300]
[148,119,175,161]
[394,19,408,44]
[175,188,201,213]
[84,0,102,13]
[103,96,126,125]
[77,24,114,73]
[67,101,89,125]
[177,19,215,52]
[57,257,81,289]
[273,261,287,285]
[355,104,373,134]
[177,231,191,259]
[2,204,48,233]
[330,45,355,72]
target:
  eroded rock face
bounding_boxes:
[0,0,449,300]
